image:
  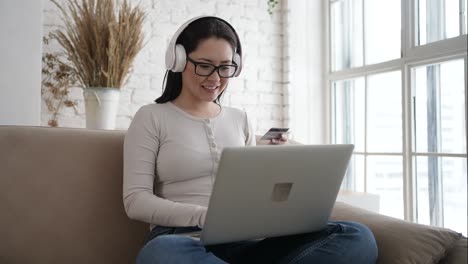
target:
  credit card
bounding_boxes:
[260,127,289,140]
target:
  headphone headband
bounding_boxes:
[165,16,243,77]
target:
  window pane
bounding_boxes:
[331,0,363,71]
[415,156,467,236]
[415,156,431,226]
[443,157,468,237]
[446,0,461,38]
[341,154,366,192]
[367,71,402,152]
[333,77,365,152]
[367,155,404,219]
[413,59,466,154]
[365,0,401,64]
[418,0,465,45]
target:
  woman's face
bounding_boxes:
[181,37,234,103]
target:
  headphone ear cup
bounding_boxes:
[165,44,175,71]
[233,52,242,77]
[172,44,187,72]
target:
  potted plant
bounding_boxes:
[51,0,145,129]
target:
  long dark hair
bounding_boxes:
[155,17,240,104]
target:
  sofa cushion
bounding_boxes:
[331,202,463,264]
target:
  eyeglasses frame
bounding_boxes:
[186,57,238,78]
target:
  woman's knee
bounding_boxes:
[136,235,200,264]
[335,221,378,261]
[339,221,376,242]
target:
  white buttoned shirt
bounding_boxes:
[123,102,255,229]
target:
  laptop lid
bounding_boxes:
[200,144,354,246]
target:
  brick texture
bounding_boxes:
[41,0,287,134]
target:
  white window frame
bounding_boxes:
[324,0,468,222]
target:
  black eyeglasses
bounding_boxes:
[186,57,238,78]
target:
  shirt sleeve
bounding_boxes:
[244,111,256,146]
[123,105,206,227]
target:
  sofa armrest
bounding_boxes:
[439,238,467,264]
[331,202,463,264]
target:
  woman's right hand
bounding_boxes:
[269,133,289,145]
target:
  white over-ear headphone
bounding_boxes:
[165,16,243,77]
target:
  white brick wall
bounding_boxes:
[41,0,287,134]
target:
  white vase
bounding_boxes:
[83,87,120,130]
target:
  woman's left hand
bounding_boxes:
[269,133,289,145]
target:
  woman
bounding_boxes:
[123,16,377,264]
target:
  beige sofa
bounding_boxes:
[0,126,466,264]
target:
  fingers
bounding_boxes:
[269,133,289,145]
[270,139,283,145]
[280,133,288,141]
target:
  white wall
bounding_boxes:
[0,0,43,126]
[42,0,287,135]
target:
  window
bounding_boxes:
[418,0,467,45]
[412,59,467,231]
[327,0,467,236]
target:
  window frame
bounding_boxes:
[324,0,468,223]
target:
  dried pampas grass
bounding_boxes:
[51,0,145,89]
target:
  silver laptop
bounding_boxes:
[190,144,354,246]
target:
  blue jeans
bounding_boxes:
[137,221,378,264]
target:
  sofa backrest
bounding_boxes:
[0,126,147,264]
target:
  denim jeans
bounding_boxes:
[136,221,378,264]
